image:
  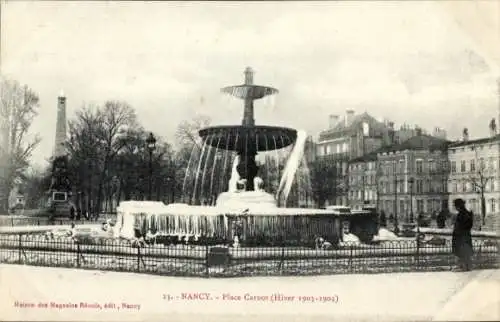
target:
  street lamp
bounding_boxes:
[165,176,175,204]
[408,177,415,223]
[146,132,156,201]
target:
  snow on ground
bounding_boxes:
[0,264,498,321]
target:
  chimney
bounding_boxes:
[329,114,339,128]
[489,118,497,137]
[415,127,422,136]
[462,128,469,142]
[388,121,394,130]
[345,109,355,126]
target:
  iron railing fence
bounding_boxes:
[0,234,498,277]
[0,216,115,227]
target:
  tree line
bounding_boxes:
[0,75,340,214]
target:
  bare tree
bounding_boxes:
[66,104,105,215]
[0,78,41,211]
[175,114,211,148]
[94,101,138,216]
[310,158,338,208]
[468,148,492,228]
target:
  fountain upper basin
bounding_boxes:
[221,84,278,100]
[199,125,297,151]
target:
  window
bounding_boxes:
[428,160,435,173]
[490,199,496,213]
[490,179,495,192]
[460,160,466,172]
[399,200,405,213]
[399,160,405,174]
[416,159,423,174]
[417,199,424,213]
[416,180,423,193]
[441,179,447,193]
[470,159,475,172]
[489,157,495,170]
[469,199,477,213]
[479,158,485,170]
[452,181,457,193]
[451,161,457,173]
[462,181,467,192]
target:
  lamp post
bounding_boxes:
[146,132,156,201]
[166,176,175,204]
[408,177,415,223]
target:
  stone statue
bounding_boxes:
[253,177,264,192]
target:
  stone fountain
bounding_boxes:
[199,67,297,209]
[115,68,349,245]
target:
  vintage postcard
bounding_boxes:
[0,1,499,321]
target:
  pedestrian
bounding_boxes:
[436,209,447,229]
[379,210,387,228]
[452,198,473,271]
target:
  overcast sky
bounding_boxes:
[1,1,499,167]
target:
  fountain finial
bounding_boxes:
[244,67,254,85]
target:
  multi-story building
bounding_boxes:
[447,120,500,230]
[347,152,378,210]
[375,130,450,222]
[315,110,393,205]
[395,124,447,143]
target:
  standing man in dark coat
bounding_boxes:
[452,198,473,271]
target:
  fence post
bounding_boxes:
[205,244,209,278]
[280,245,285,275]
[76,243,81,268]
[18,234,22,264]
[416,237,420,270]
[478,243,482,268]
[137,246,141,272]
[349,245,353,272]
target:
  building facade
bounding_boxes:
[447,126,500,230]
[315,110,392,205]
[375,133,450,222]
[348,153,378,210]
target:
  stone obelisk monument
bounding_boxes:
[53,91,67,157]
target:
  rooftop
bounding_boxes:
[349,152,378,163]
[378,134,451,154]
[318,112,388,141]
[448,135,500,148]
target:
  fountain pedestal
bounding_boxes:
[216,190,277,210]
[236,152,258,191]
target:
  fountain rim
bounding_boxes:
[198,125,298,152]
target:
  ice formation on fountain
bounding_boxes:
[373,228,399,241]
[277,129,307,205]
[228,156,240,192]
[216,172,277,210]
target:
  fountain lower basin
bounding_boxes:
[114,200,345,246]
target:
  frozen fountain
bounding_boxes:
[199,67,297,209]
[115,68,344,246]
